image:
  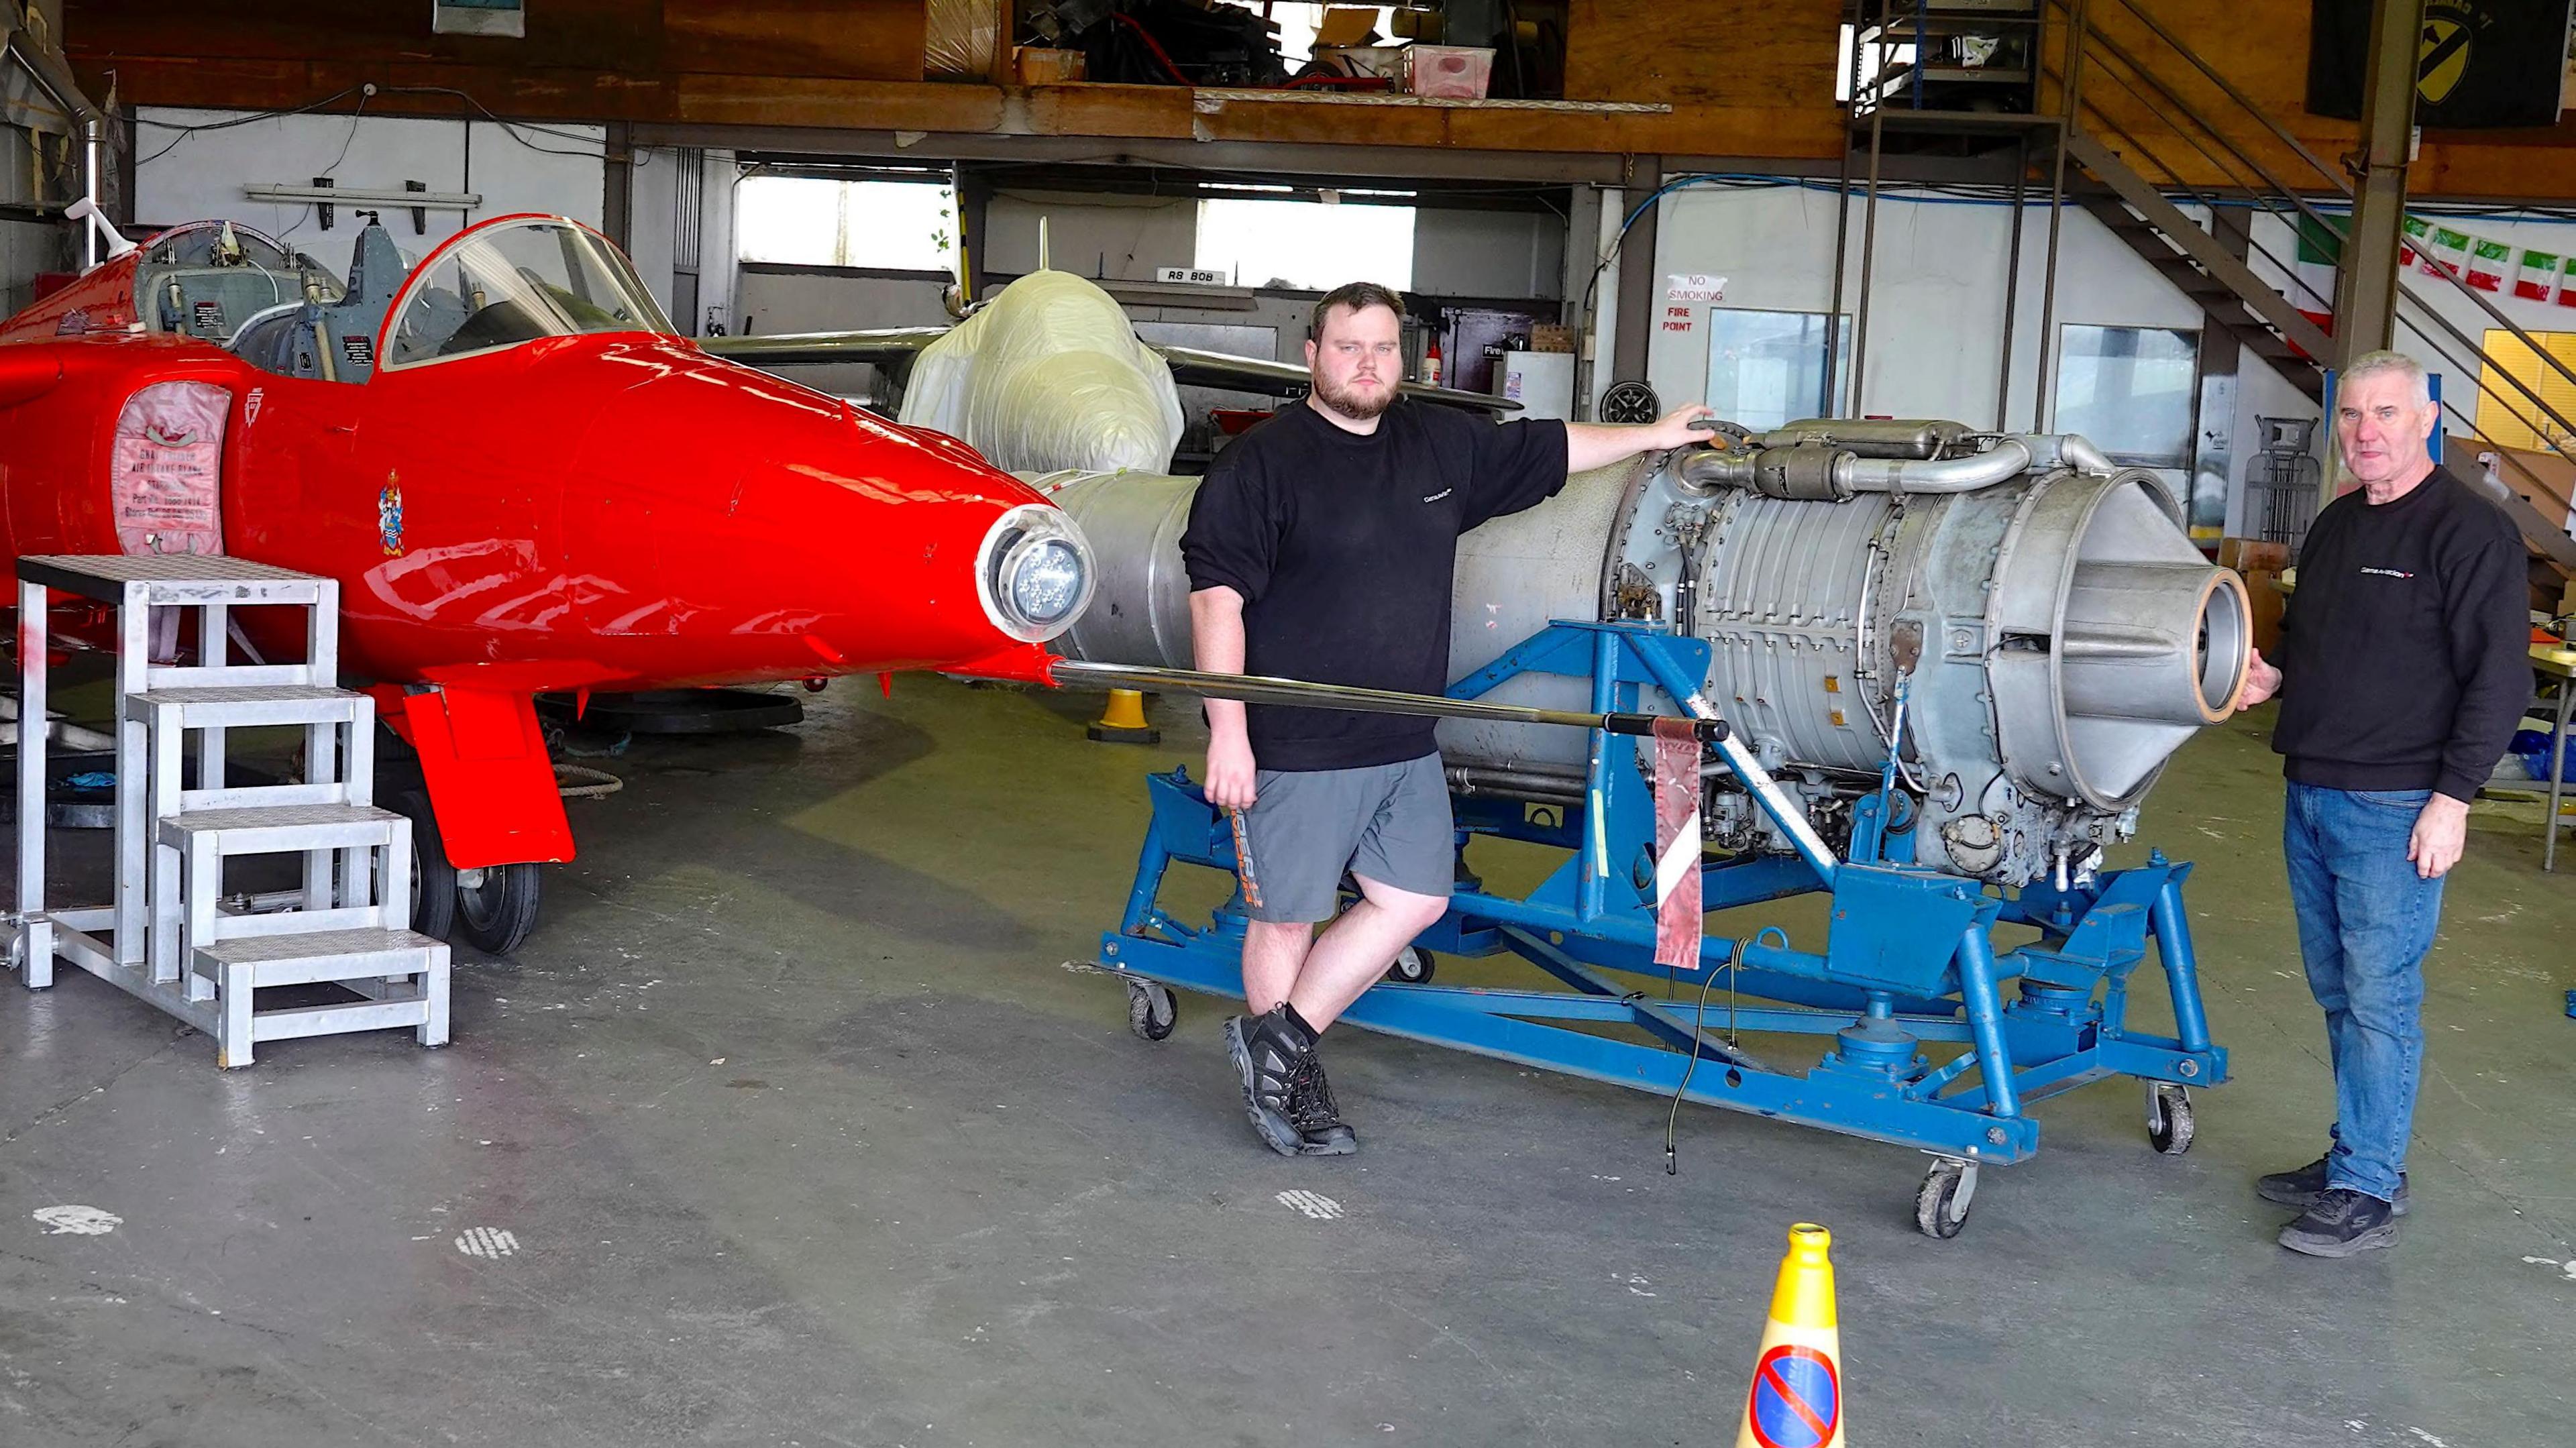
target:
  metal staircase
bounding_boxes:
[1839,0,2576,571]
[13,555,448,1068]
[2035,0,2576,569]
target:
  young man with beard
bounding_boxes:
[1179,281,1713,1157]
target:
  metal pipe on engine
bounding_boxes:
[1679,436,2035,499]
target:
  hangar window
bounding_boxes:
[1703,309,1852,431]
[1195,197,1416,291]
[2053,324,2200,469]
[737,176,957,273]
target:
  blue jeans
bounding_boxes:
[2282,782,2447,1202]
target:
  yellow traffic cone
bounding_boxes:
[1735,1223,1844,1448]
[1086,687,1160,744]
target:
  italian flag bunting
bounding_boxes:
[2559,260,2576,308]
[2515,248,2562,302]
[2465,235,2514,292]
[2399,215,2428,267]
[2291,215,2339,329]
[2425,225,2471,279]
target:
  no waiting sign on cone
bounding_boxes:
[1737,1223,1845,1448]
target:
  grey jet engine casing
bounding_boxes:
[1041,421,2249,887]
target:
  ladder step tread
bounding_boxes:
[131,685,363,706]
[160,803,399,834]
[198,927,445,967]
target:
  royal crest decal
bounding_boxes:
[378,473,406,557]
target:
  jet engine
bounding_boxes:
[1044,419,2251,887]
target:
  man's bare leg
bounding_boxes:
[1240,920,1315,1015]
[1285,875,1449,1032]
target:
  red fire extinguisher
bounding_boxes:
[1423,338,1444,387]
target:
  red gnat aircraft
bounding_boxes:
[0,211,1095,951]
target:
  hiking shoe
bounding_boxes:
[2278,1187,2400,1258]
[1222,1009,1309,1158]
[2257,1156,2409,1217]
[1286,1052,1358,1157]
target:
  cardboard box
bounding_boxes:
[2491,446,2576,536]
[1012,46,1087,84]
[1315,7,1384,46]
[1528,323,1574,353]
[2218,537,2292,574]
[2241,569,2287,660]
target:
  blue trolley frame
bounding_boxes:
[1097,621,2226,1195]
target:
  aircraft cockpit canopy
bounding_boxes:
[383,217,672,370]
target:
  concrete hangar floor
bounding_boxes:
[1,673,2569,1447]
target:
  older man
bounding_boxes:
[1180,281,1710,1158]
[2236,349,2529,1257]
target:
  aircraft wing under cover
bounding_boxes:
[704,329,1519,414]
[1150,343,1519,412]
[700,328,948,370]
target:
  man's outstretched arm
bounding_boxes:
[1563,404,1716,473]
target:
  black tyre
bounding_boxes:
[2147,1082,2196,1156]
[392,789,458,942]
[1915,1158,1976,1239]
[1126,982,1177,1041]
[457,862,543,956]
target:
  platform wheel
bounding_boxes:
[2146,1082,2196,1156]
[1387,946,1436,985]
[1126,981,1177,1042]
[1915,1156,1978,1239]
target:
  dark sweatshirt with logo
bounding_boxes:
[1179,400,1570,771]
[2273,465,2530,803]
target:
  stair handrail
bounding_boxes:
[2086,0,2350,195]
[2049,0,2576,428]
[2065,56,2320,311]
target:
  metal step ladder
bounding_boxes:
[12,555,448,1067]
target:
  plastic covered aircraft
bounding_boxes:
[0,211,1096,952]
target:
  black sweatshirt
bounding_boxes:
[1179,400,1570,771]
[2273,465,2530,803]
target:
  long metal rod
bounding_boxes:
[1848,0,1890,416]
[1822,1,1862,418]
[1995,133,2029,432]
[2031,0,2089,431]
[1049,661,1732,743]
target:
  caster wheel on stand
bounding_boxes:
[1387,946,1436,985]
[1126,981,1177,1041]
[2146,1082,2196,1156]
[1915,1156,1978,1239]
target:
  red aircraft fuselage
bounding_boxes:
[0,215,1089,871]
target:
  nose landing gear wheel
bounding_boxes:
[1126,981,1177,1040]
[392,789,544,956]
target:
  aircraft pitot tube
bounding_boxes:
[1038,419,2252,888]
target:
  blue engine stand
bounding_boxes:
[1097,621,2229,1235]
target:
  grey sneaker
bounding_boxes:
[1222,1011,1307,1158]
[2257,1156,2409,1217]
[2278,1187,2400,1258]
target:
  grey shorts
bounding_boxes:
[1234,755,1454,924]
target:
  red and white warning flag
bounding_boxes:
[1651,717,1704,971]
